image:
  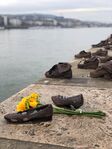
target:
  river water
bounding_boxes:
[0,28,112,101]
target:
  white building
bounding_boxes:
[9,18,22,27]
[3,16,8,26]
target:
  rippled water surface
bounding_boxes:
[0,28,112,101]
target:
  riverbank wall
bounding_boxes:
[0,47,112,149]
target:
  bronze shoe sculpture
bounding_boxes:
[92,40,108,48]
[4,104,53,123]
[75,50,91,58]
[90,60,112,79]
[78,56,99,69]
[99,56,112,63]
[92,49,108,57]
[45,62,72,79]
[52,94,84,109]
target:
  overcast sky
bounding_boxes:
[0,0,112,22]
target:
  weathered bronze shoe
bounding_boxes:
[75,50,91,58]
[52,94,84,109]
[78,56,99,69]
[92,49,108,57]
[90,60,112,79]
[92,34,112,48]
[90,67,107,78]
[104,45,112,50]
[99,56,112,63]
[4,104,53,123]
[92,40,108,48]
[45,63,72,79]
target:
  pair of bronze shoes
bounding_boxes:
[77,49,110,69]
[75,50,91,59]
[77,56,112,79]
[104,45,112,51]
[92,49,108,57]
[90,60,112,79]
[78,56,99,69]
[75,49,107,59]
[92,40,108,48]
[93,49,112,63]
[77,56,112,70]
[99,56,112,63]
[4,94,84,123]
[92,34,112,48]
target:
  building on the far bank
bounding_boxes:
[42,18,58,26]
[3,16,8,27]
[0,14,112,29]
[9,18,22,27]
[0,16,5,28]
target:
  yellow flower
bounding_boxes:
[21,97,27,103]
[16,101,26,112]
[30,93,40,99]
[29,97,36,102]
[16,93,41,112]
[29,101,38,108]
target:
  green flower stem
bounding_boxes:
[36,104,106,118]
[53,107,106,118]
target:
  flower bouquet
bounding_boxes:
[16,93,41,112]
[16,93,106,119]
